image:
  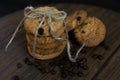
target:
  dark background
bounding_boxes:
[0,0,119,17]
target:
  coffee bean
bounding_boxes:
[100,41,110,50]
[72,67,79,74]
[92,54,98,59]
[23,57,32,65]
[50,69,56,75]
[61,71,67,78]
[49,62,55,67]
[40,68,46,74]
[81,49,87,53]
[77,58,87,65]
[83,65,89,70]
[68,71,75,76]
[80,64,89,70]
[16,62,23,69]
[34,61,40,66]
[97,55,104,60]
[12,75,20,80]
[77,71,83,77]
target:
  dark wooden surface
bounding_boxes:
[0,3,120,80]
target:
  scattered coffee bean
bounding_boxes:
[49,62,54,67]
[97,55,104,60]
[23,57,33,65]
[100,41,110,50]
[68,71,75,76]
[83,64,89,70]
[77,71,84,77]
[16,62,23,69]
[50,69,56,75]
[34,61,40,66]
[92,54,98,59]
[72,67,79,74]
[81,49,87,53]
[77,58,87,65]
[40,68,46,74]
[80,64,89,70]
[61,71,67,78]
[12,75,20,80]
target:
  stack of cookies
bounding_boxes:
[24,6,66,60]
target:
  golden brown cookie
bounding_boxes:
[74,16,106,47]
[24,6,67,60]
[26,33,66,49]
[66,10,87,31]
[27,40,66,60]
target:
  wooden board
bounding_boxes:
[93,47,120,80]
[0,3,120,80]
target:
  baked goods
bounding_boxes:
[74,16,106,47]
[66,10,87,31]
[24,6,67,60]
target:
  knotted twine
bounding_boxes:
[5,6,87,62]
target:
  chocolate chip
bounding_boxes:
[76,16,81,20]
[38,28,44,35]
[12,75,20,80]
[81,30,86,34]
[16,62,23,69]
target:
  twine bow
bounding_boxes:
[5,6,87,62]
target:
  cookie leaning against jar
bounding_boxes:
[66,10,87,31]
[24,6,67,60]
[74,16,106,47]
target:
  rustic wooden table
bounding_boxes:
[0,3,120,80]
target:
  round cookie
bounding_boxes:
[66,10,87,31]
[24,6,67,60]
[74,16,106,47]
[26,33,66,49]
[27,39,66,60]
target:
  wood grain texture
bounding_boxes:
[0,3,120,80]
[93,47,120,80]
